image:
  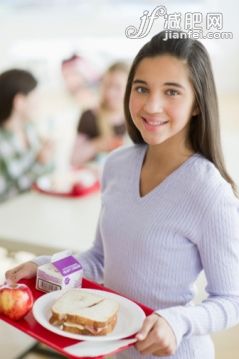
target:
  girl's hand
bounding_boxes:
[135,313,177,357]
[5,261,38,286]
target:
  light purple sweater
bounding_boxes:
[34,145,239,359]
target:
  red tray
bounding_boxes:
[0,278,153,358]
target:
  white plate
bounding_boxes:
[33,288,146,342]
[36,169,97,193]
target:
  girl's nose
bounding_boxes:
[143,93,163,114]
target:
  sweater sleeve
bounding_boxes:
[73,158,111,282]
[155,184,239,348]
[74,216,104,283]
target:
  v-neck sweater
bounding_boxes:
[34,144,239,359]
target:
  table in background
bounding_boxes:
[0,191,101,256]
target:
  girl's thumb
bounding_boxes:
[5,266,24,285]
[136,317,154,341]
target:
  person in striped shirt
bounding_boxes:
[0,69,54,202]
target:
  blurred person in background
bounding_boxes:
[61,54,98,111]
[70,61,129,167]
[0,69,54,202]
[48,54,99,173]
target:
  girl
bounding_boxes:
[6,31,239,359]
[70,62,128,166]
[0,69,54,202]
[61,54,98,109]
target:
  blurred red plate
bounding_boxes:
[33,169,100,198]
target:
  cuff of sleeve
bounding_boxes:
[155,306,188,348]
[75,255,95,282]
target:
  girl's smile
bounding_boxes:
[141,115,169,132]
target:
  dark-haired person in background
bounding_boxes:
[0,69,54,202]
[70,62,128,167]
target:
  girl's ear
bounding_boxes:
[192,103,200,117]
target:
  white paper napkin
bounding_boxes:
[64,338,137,357]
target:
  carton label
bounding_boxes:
[52,255,82,276]
[37,278,62,292]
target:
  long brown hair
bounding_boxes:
[100,61,129,110]
[124,31,237,195]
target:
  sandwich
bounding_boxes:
[49,289,120,336]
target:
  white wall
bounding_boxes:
[0,0,238,93]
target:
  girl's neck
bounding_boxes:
[100,102,122,116]
[3,113,24,133]
[98,104,124,125]
[144,139,194,171]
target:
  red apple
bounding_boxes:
[0,283,33,320]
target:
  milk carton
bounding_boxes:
[36,250,83,292]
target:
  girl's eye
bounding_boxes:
[134,86,148,94]
[166,89,180,96]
